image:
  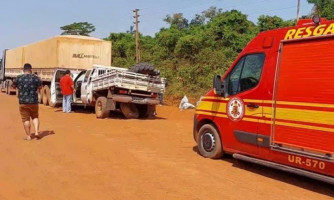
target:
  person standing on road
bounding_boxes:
[13,63,42,141]
[60,70,74,113]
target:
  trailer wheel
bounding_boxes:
[120,103,139,119]
[42,85,49,105]
[7,80,13,95]
[5,81,9,94]
[95,97,109,119]
[38,89,43,104]
[138,105,156,118]
[198,124,223,159]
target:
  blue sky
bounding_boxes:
[1,0,314,49]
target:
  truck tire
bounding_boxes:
[7,80,13,95]
[129,63,160,76]
[197,124,223,159]
[38,89,43,104]
[120,103,139,119]
[95,97,109,119]
[138,105,156,118]
[42,85,49,105]
[5,81,9,94]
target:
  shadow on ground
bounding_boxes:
[192,146,334,197]
[54,105,166,120]
[31,130,55,140]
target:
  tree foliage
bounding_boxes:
[60,22,96,36]
[258,15,295,31]
[307,0,334,19]
[105,8,297,100]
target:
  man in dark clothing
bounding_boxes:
[13,63,42,140]
[60,70,74,113]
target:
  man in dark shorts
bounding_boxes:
[13,63,42,140]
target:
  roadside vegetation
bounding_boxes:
[60,0,333,101]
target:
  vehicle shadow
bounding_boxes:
[192,146,334,197]
[31,130,55,140]
[54,105,166,120]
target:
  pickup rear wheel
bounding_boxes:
[198,124,223,159]
[138,105,156,118]
[95,97,109,119]
[120,103,139,119]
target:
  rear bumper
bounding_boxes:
[112,94,159,105]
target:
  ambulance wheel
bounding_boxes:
[120,103,139,119]
[38,89,43,104]
[198,124,223,159]
[42,85,49,105]
[95,97,109,119]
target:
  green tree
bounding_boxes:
[164,13,189,29]
[257,15,295,31]
[174,35,202,59]
[307,0,334,19]
[60,22,96,36]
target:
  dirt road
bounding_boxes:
[0,93,332,200]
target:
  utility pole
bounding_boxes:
[296,0,300,23]
[133,9,141,63]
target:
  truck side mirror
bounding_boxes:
[213,75,225,97]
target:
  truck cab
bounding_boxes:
[194,18,334,184]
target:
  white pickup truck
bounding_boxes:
[50,65,166,119]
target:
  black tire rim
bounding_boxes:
[202,132,215,152]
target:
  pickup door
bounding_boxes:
[81,69,94,105]
[50,70,67,105]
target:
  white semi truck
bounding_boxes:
[0,35,165,119]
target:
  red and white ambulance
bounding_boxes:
[194,17,334,184]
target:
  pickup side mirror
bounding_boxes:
[213,75,225,97]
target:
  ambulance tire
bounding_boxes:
[95,97,109,119]
[120,103,139,119]
[42,86,49,105]
[198,124,223,159]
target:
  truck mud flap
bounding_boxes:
[233,153,334,185]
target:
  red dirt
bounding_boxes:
[0,92,333,200]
